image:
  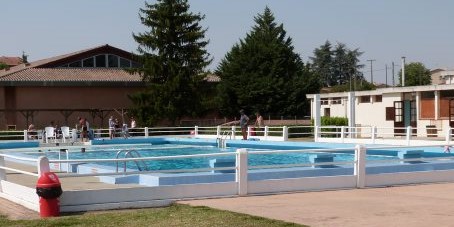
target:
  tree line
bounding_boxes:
[129,0,431,126]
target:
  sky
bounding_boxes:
[2,0,454,84]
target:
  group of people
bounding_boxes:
[109,116,136,139]
[222,109,264,140]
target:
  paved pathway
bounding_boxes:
[3,182,454,226]
[180,183,454,227]
[0,197,39,220]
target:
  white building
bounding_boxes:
[306,84,454,137]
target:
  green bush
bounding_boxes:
[311,116,348,137]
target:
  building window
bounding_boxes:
[82,57,94,67]
[386,107,394,121]
[331,97,342,105]
[68,61,81,67]
[359,96,370,103]
[95,55,106,67]
[374,95,382,102]
[320,98,329,105]
[59,54,138,68]
[119,57,131,68]
[108,55,119,67]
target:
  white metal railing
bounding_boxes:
[7,124,454,145]
[309,125,453,145]
[3,125,288,142]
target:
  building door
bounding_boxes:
[394,100,417,136]
[394,101,404,136]
[324,108,330,117]
[450,99,454,127]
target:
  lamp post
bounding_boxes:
[401,56,406,86]
[367,59,376,84]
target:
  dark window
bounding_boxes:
[95,55,106,67]
[82,57,94,67]
[441,90,454,98]
[375,95,382,102]
[320,98,329,105]
[108,55,119,67]
[119,58,131,68]
[386,107,395,121]
[331,97,341,105]
[421,91,435,99]
[68,61,81,67]
[359,96,370,103]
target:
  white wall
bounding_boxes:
[356,93,399,129]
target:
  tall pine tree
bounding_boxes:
[130,0,211,125]
[310,41,334,87]
[216,7,315,117]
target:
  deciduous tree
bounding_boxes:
[398,62,431,86]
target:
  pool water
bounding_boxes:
[25,144,398,171]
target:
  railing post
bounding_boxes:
[194,126,199,136]
[216,125,221,137]
[354,144,366,188]
[341,126,345,143]
[37,156,50,176]
[371,126,377,144]
[247,126,251,138]
[314,126,319,142]
[282,126,288,141]
[144,127,149,138]
[231,126,236,140]
[406,126,412,146]
[0,155,6,181]
[236,148,248,196]
[446,127,452,144]
[264,126,269,140]
[24,130,28,142]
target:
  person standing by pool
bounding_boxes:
[254,112,264,136]
[79,117,88,142]
[130,117,136,129]
[239,109,249,140]
[109,116,115,139]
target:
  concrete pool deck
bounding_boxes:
[180,182,454,227]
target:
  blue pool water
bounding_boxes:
[23,144,399,171]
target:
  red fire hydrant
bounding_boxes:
[36,172,63,217]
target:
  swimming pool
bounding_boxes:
[16,143,401,171]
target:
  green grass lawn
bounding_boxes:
[0,204,307,227]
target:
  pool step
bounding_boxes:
[398,150,424,164]
[309,154,337,168]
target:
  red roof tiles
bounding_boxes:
[0,56,22,67]
[0,68,141,82]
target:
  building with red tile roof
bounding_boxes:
[0,56,23,68]
[0,44,146,130]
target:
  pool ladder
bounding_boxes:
[217,130,232,149]
[115,149,149,173]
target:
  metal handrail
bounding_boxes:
[116,149,149,173]
[124,150,148,172]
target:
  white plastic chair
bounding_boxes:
[44,127,56,143]
[60,126,70,143]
